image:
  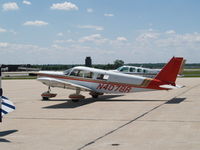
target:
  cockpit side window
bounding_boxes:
[130,67,136,72]
[97,74,109,80]
[64,69,71,75]
[77,70,84,77]
[70,69,94,78]
[137,68,142,73]
[69,69,80,76]
[84,71,93,78]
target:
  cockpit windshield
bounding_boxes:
[64,69,72,75]
[117,66,129,72]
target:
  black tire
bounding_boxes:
[72,99,79,102]
[92,94,99,98]
[42,97,49,100]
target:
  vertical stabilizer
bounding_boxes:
[155,57,184,84]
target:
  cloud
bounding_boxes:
[23,20,48,26]
[129,29,200,62]
[0,27,7,33]
[78,25,104,31]
[0,42,9,47]
[87,8,93,13]
[2,30,200,64]
[2,2,19,11]
[165,30,176,34]
[0,27,17,34]
[9,30,17,35]
[79,34,108,44]
[22,0,31,5]
[50,2,78,11]
[104,13,114,17]
[136,31,159,41]
[116,36,127,41]
[156,32,200,47]
[54,39,75,43]
[57,32,64,36]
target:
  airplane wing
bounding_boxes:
[38,77,93,92]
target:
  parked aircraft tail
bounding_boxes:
[154,57,185,85]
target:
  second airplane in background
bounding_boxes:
[112,65,161,77]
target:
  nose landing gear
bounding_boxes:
[41,86,57,100]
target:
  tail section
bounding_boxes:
[155,57,185,85]
[178,59,186,75]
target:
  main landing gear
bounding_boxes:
[41,87,103,102]
[69,88,85,102]
[41,86,57,100]
[89,92,103,98]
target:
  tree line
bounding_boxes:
[18,59,200,71]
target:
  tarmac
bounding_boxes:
[0,78,200,150]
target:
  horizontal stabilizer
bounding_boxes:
[1,96,15,116]
[159,84,184,89]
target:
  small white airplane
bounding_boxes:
[34,57,185,102]
[112,65,161,77]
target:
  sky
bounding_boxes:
[0,0,200,64]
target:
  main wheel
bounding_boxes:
[72,99,80,102]
[92,94,99,98]
[42,97,49,100]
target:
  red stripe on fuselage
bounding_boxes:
[37,73,157,89]
[146,78,168,90]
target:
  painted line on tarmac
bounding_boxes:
[77,83,200,150]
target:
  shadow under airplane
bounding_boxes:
[0,130,18,143]
[43,95,123,109]
[43,94,186,109]
[165,98,186,104]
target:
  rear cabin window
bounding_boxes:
[130,67,136,72]
[137,68,142,73]
[97,74,109,80]
[69,69,93,78]
[84,71,93,78]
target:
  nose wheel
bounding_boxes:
[41,86,57,100]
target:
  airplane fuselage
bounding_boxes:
[37,66,165,94]
[35,57,184,100]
